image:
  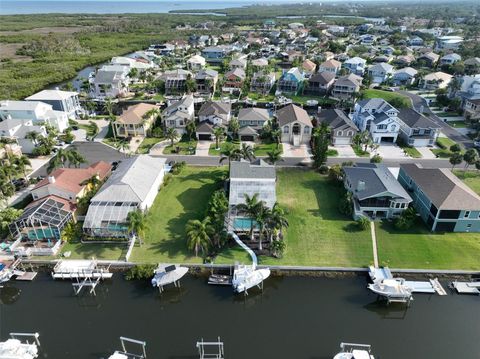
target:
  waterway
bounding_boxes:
[1,273,479,358]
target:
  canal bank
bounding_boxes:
[1,273,479,359]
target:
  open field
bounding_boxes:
[453,170,480,195]
[375,220,480,270]
[362,89,412,108]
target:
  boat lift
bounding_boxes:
[196,337,224,359]
[450,281,480,295]
[0,332,41,359]
[151,264,188,293]
[108,337,147,359]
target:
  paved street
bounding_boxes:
[397,90,473,148]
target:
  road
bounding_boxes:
[397,90,473,148]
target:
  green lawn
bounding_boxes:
[163,139,197,155]
[289,95,336,106]
[137,137,163,154]
[431,137,462,158]
[351,145,370,157]
[327,149,339,157]
[397,143,422,158]
[60,241,128,261]
[254,142,282,156]
[375,220,480,270]
[362,89,412,108]
[246,92,275,102]
[216,169,374,267]
[453,170,480,195]
[130,167,227,263]
[208,140,240,156]
[447,121,468,128]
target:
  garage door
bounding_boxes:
[334,137,351,145]
[198,134,211,141]
[240,135,255,142]
[381,137,394,143]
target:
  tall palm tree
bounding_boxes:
[186,217,213,257]
[185,121,196,141]
[219,143,242,172]
[80,174,101,192]
[254,204,271,251]
[236,193,263,241]
[266,148,283,165]
[127,209,146,245]
[67,149,87,168]
[228,118,240,140]
[25,131,40,146]
[165,127,179,147]
[103,97,114,116]
[268,203,289,242]
[240,143,255,161]
[116,139,131,157]
[271,128,281,148]
[213,127,225,149]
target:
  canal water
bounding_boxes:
[1,273,479,358]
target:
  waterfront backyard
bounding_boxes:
[56,166,480,270]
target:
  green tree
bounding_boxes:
[266,148,283,165]
[240,143,255,161]
[0,208,22,238]
[228,118,240,140]
[213,127,225,149]
[312,122,330,169]
[13,155,31,179]
[236,193,263,241]
[165,127,179,146]
[127,209,147,245]
[185,121,196,141]
[219,143,242,171]
[116,139,131,157]
[356,216,371,231]
[463,148,478,169]
[25,131,40,146]
[449,152,463,170]
[186,217,213,257]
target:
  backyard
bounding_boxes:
[362,89,412,108]
[453,170,480,195]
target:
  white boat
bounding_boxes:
[151,264,188,291]
[368,278,412,300]
[232,264,271,294]
[0,263,14,284]
[306,99,319,106]
[108,337,146,359]
[0,333,40,359]
[333,343,375,359]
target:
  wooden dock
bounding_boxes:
[14,270,37,281]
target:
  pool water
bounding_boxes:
[27,228,58,240]
[232,217,257,231]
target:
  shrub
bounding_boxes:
[394,207,417,230]
[356,216,371,231]
[171,161,186,175]
[370,154,382,163]
[125,264,156,280]
[163,173,173,186]
[339,192,353,216]
[318,165,329,174]
[450,144,461,153]
[328,164,343,183]
[271,239,286,258]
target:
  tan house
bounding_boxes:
[420,71,453,90]
[332,74,363,99]
[318,59,342,75]
[302,59,317,77]
[114,103,159,138]
[277,104,313,146]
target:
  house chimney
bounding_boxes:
[317,106,322,114]
[357,180,365,191]
[48,176,55,184]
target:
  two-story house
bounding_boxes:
[316,108,358,146]
[26,90,82,119]
[0,116,46,154]
[398,163,480,232]
[222,68,246,94]
[343,163,412,220]
[331,74,363,99]
[306,71,336,95]
[392,67,418,86]
[318,59,342,75]
[440,53,461,66]
[417,52,440,67]
[114,103,159,138]
[353,98,400,144]
[277,68,304,95]
[201,46,228,64]
[250,71,276,95]
[277,104,312,146]
[196,101,231,140]
[237,107,270,141]
[367,63,394,84]
[396,108,440,147]
[91,65,129,99]
[195,69,218,94]
[186,54,206,71]
[161,69,193,95]
[343,57,367,76]
[163,95,195,135]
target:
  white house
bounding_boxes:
[440,53,462,66]
[343,57,367,76]
[0,116,46,154]
[435,36,463,51]
[163,95,195,135]
[91,65,130,99]
[420,72,453,90]
[83,155,166,238]
[367,63,394,84]
[25,90,82,119]
[0,100,68,132]
[277,104,313,146]
[353,98,400,144]
[187,54,206,71]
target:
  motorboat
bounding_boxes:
[232,264,271,294]
[151,264,188,292]
[0,333,40,359]
[368,278,412,300]
[333,343,375,359]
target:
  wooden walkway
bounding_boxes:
[370,222,379,268]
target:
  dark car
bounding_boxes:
[12,178,28,190]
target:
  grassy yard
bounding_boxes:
[163,139,197,155]
[246,92,275,102]
[375,220,480,270]
[209,140,240,156]
[446,121,468,128]
[130,167,227,263]
[397,143,422,158]
[431,137,462,158]
[59,241,128,261]
[453,170,480,195]
[362,89,412,108]
[216,169,374,267]
[351,145,370,157]
[254,141,282,156]
[137,137,163,154]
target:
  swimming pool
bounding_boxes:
[27,228,59,240]
[232,217,256,231]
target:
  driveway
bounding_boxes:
[149,140,170,155]
[416,147,437,159]
[396,90,472,148]
[332,145,357,158]
[196,141,212,156]
[374,143,408,159]
[282,143,312,158]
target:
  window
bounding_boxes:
[464,211,471,218]
[304,127,310,134]
[347,131,353,136]
[377,124,387,130]
[467,224,472,228]
[337,130,343,136]
[391,125,396,131]
[395,203,401,208]
[283,126,289,134]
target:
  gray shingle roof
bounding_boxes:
[309,71,335,85]
[198,101,231,117]
[238,107,269,123]
[397,108,440,129]
[344,164,412,202]
[317,109,358,131]
[230,159,276,179]
[401,163,480,210]
[276,104,312,127]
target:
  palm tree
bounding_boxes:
[80,174,102,192]
[219,143,242,171]
[67,149,87,168]
[213,127,225,149]
[103,97,114,116]
[84,100,96,116]
[25,131,40,146]
[240,143,255,161]
[108,114,117,141]
[266,148,283,165]
[185,121,196,141]
[254,204,271,250]
[13,155,31,179]
[268,203,289,242]
[186,217,213,257]
[127,209,146,245]
[271,128,281,148]
[165,127,179,146]
[236,193,263,242]
[228,118,240,140]
[116,139,131,157]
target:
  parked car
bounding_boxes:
[12,178,28,191]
